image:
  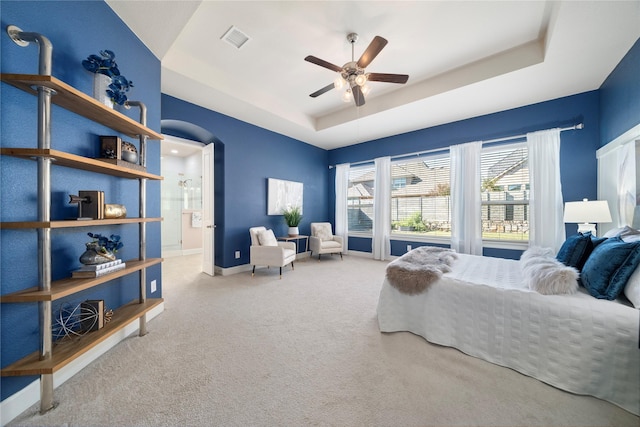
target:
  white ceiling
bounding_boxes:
[106,0,640,151]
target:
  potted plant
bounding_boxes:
[282,206,302,236]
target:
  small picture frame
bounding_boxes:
[100,135,122,160]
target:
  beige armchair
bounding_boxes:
[309,222,344,261]
[249,226,296,278]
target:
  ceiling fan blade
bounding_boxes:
[309,83,335,98]
[367,73,409,84]
[351,85,365,107]
[304,55,343,73]
[357,36,388,68]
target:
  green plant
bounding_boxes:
[282,206,302,227]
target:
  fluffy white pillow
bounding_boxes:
[521,247,579,295]
[624,264,640,309]
[520,246,554,266]
[257,229,278,246]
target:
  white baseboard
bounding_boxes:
[0,302,165,426]
[214,263,252,276]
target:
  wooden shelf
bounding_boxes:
[1,217,162,230]
[0,298,163,377]
[0,148,163,180]
[0,74,163,140]
[0,258,163,303]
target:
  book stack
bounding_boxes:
[72,259,126,278]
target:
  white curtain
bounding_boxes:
[527,128,564,251]
[334,163,350,252]
[450,141,483,255]
[373,156,391,260]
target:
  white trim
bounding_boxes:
[345,249,375,258]
[1,303,165,426]
[596,122,640,158]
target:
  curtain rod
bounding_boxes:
[329,123,584,169]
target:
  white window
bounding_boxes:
[348,165,375,233]
[390,154,451,238]
[480,143,529,241]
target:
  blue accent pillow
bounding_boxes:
[556,233,594,271]
[590,234,607,249]
[581,237,640,300]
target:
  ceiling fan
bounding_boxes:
[305,32,409,107]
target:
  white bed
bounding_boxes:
[377,253,640,415]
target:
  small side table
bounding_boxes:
[277,235,309,254]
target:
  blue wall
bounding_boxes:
[600,37,640,145]
[161,94,329,268]
[1,1,162,400]
[1,1,638,409]
[328,91,600,257]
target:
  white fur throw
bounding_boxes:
[520,247,579,295]
[386,247,458,295]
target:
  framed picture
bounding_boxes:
[267,178,303,215]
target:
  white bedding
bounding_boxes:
[377,253,640,415]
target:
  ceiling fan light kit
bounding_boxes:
[305,32,409,107]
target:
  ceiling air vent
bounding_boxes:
[221,26,250,49]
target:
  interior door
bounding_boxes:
[202,143,214,275]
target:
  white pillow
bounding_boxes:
[520,247,579,295]
[604,225,640,239]
[624,264,640,309]
[257,229,278,246]
[520,246,554,263]
[315,224,333,241]
[622,234,640,243]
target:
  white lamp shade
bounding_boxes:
[563,199,612,223]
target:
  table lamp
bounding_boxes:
[563,198,612,236]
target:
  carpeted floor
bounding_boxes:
[8,254,640,426]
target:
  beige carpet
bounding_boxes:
[9,254,640,427]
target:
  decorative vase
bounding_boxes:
[104,204,127,219]
[80,242,116,265]
[93,73,114,109]
[288,226,299,237]
[121,141,138,164]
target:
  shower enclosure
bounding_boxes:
[161,139,203,256]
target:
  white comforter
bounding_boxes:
[377,254,640,415]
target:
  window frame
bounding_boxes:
[480,142,529,248]
[389,151,452,244]
[344,141,531,250]
[346,163,376,236]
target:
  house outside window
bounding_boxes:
[480,143,529,241]
[390,154,451,238]
[348,165,375,233]
[392,177,407,190]
[346,143,529,244]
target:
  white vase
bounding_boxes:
[93,73,114,108]
[288,226,299,237]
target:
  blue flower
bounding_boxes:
[82,50,132,104]
[106,75,134,105]
[82,50,120,77]
[87,232,123,253]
